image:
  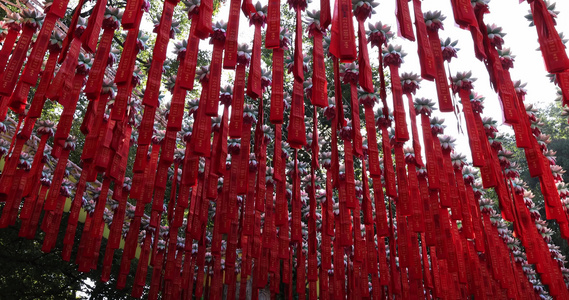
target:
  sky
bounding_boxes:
[211,0,569,161]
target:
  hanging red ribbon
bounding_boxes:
[363,105,381,177]
[528,0,569,73]
[311,30,328,107]
[192,84,213,157]
[84,29,117,99]
[195,0,213,39]
[396,0,415,41]
[228,63,247,137]
[265,0,280,48]
[81,0,108,53]
[420,113,440,189]
[348,83,363,157]
[206,32,226,115]
[0,24,20,73]
[388,64,409,142]
[19,13,58,85]
[394,144,411,216]
[405,93,424,167]
[0,22,42,98]
[357,22,373,92]
[288,79,307,148]
[270,48,285,123]
[247,26,263,99]
[381,126,397,197]
[223,0,241,68]
[459,89,485,167]
[426,25,453,112]
[412,0,436,80]
[336,0,356,60]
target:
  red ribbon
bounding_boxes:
[353,199,364,266]
[320,0,331,29]
[20,14,58,85]
[411,2,435,80]
[307,182,318,281]
[242,168,257,236]
[331,0,356,60]
[262,182,275,247]
[236,122,252,195]
[0,25,38,97]
[419,177,435,246]
[85,177,112,261]
[372,178,389,237]
[195,0,213,39]
[407,165,425,232]
[455,168,474,238]
[7,78,31,115]
[406,93,424,167]
[344,137,356,209]
[450,0,477,28]
[396,0,415,41]
[64,168,90,250]
[223,0,241,68]
[381,126,397,197]
[0,27,19,73]
[121,0,141,28]
[23,134,50,198]
[469,8,487,61]
[255,143,267,213]
[357,22,373,92]
[192,84,213,157]
[443,151,462,219]
[143,1,176,107]
[247,25,263,98]
[292,10,304,82]
[270,48,285,123]
[557,71,569,107]
[361,163,373,225]
[287,79,307,148]
[132,234,152,296]
[58,0,87,62]
[324,170,334,236]
[178,20,200,90]
[114,12,143,85]
[81,0,108,52]
[529,0,569,73]
[394,144,411,216]
[349,83,363,156]
[211,106,229,175]
[206,43,225,115]
[474,13,521,125]
[363,106,381,177]
[42,148,71,212]
[296,244,306,296]
[420,114,439,189]
[388,201,402,295]
[228,64,247,137]
[459,89,486,166]
[432,135,451,208]
[265,0,280,48]
[311,31,328,107]
[291,151,302,243]
[321,199,332,268]
[108,187,130,249]
[82,93,111,162]
[427,29,453,112]
[53,74,86,145]
[389,65,410,142]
